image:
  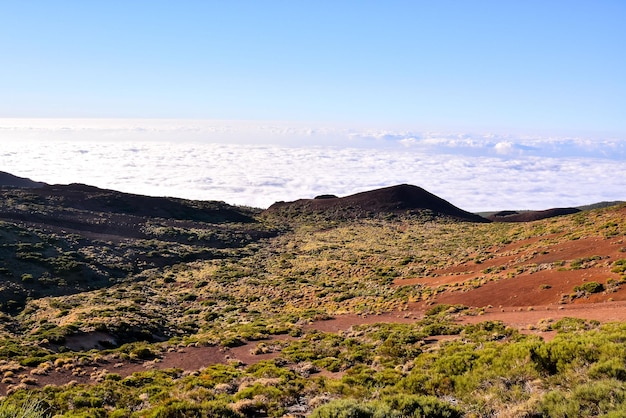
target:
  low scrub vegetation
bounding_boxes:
[4,318,626,416]
[0,187,625,416]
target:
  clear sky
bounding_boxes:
[2,1,625,135]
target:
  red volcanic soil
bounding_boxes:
[5,295,626,396]
[0,313,422,394]
[461,301,626,329]
[3,208,626,395]
[265,184,489,223]
[397,234,626,308]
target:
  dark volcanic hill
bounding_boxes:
[26,183,256,223]
[265,184,490,223]
[0,171,46,188]
[0,183,260,242]
[486,207,581,222]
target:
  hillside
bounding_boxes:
[396,204,626,309]
[1,176,626,417]
[485,207,581,222]
[0,171,46,188]
[0,182,276,314]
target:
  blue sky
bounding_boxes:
[1,2,625,209]
[2,1,625,135]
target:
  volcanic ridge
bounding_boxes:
[265,183,490,222]
[486,207,581,222]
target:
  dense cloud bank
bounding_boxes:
[0,120,624,211]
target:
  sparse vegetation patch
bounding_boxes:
[0,184,625,415]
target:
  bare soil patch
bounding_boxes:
[6,297,626,396]
[397,235,626,308]
[4,227,625,395]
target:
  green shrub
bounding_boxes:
[534,333,602,375]
[310,396,460,418]
[131,346,155,360]
[539,380,626,417]
[552,317,600,333]
[19,356,48,367]
[0,397,48,418]
[418,317,463,336]
[235,383,283,401]
[21,273,34,282]
[574,281,604,294]
[424,304,467,317]
[383,394,462,418]
[221,336,245,348]
[105,373,122,381]
[309,399,392,418]
[589,359,626,381]
[461,321,514,342]
[612,259,626,274]
[143,401,243,418]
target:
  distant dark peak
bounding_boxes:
[487,207,581,222]
[314,194,338,200]
[577,201,625,211]
[0,171,46,188]
[492,210,519,217]
[28,183,256,224]
[265,184,489,223]
[63,183,104,192]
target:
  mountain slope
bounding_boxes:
[0,177,625,416]
[0,182,277,314]
[0,171,46,188]
[486,207,581,222]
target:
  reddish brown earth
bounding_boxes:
[0,312,423,395]
[4,301,626,396]
[6,299,624,397]
[398,234,626,308]
[393,229,626,338]
[2,195,625,395]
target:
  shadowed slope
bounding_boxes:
[0,181,274,314]
[0,171,46,188]
[27,183,257,223]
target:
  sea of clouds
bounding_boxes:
[0,119,624,212]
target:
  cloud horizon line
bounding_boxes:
[1,138,624,213]
[1,118,625,160]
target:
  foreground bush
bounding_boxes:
[310,396,461,418]
[539,379,626,417]
[0,397,48,418]
[310,399,392,418]
[142,401,243,418]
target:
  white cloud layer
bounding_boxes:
[0,119,625,212]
